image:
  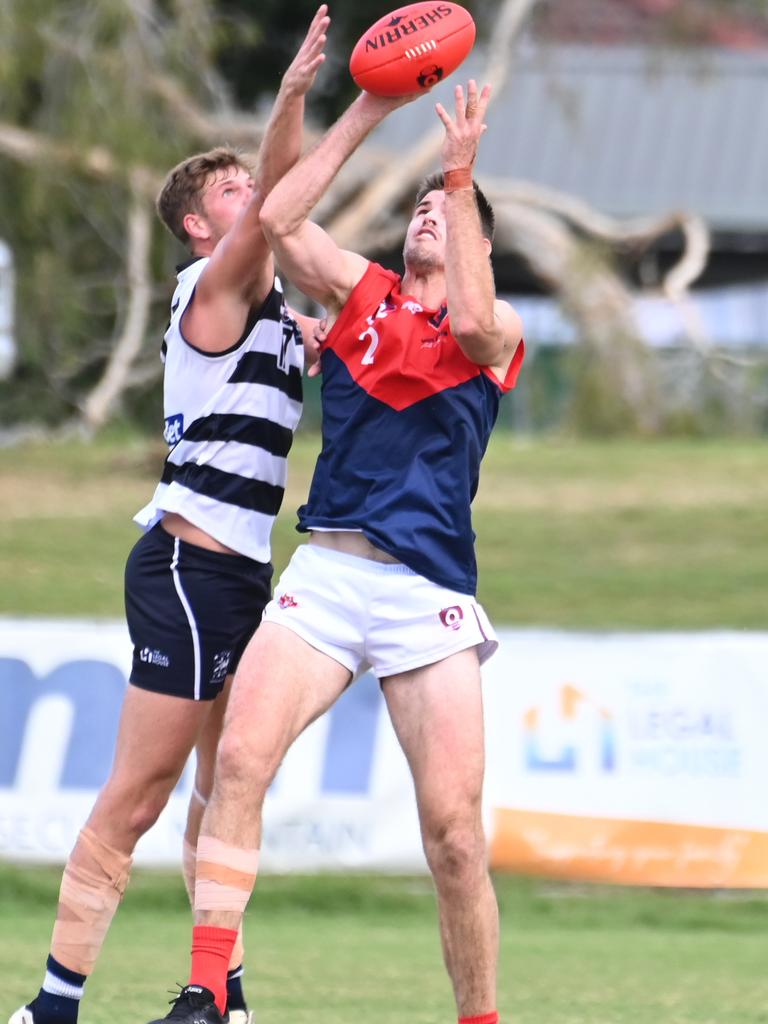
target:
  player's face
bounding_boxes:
[199,165,256,242]
[403,190,446,271]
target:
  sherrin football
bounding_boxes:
[350,3,476,97]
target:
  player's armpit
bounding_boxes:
[181,260,275,358]
[265,219,368,314]
[487,300,524,384]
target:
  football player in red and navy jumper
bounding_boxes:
[151,76,523,1024]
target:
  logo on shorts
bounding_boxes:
[210,650,231,685]
[139,646,170,667]
[278,593,298,609]
[439,606,464,631]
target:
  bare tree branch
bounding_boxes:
[0,121,161,194]
[79,170,154,432]
[496,200,663,432]
[145,71,276,147]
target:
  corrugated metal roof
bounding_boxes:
[370,45,768,232]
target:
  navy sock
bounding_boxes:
[29,956,86,1024]
[226,965,247,1012]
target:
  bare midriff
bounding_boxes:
[309,529,400,564]
[160,512,240,555]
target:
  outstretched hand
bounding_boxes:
[435,80,491,171]
[282,4,330,98]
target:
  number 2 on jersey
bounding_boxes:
[358,322,379,365]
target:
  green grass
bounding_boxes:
[3,865,768,1024]
[1,431,767,626]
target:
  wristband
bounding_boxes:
[443,167,474,193]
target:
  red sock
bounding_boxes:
[459,1013,499,1024]
[191,925,238,1014]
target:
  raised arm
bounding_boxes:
[260,91,413,316]
[183,6,329,352]
[257,5,330,198]
[438,81,523,376]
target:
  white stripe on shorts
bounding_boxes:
[170,537,202,700]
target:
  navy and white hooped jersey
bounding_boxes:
[135,257,304,562]
[297,261,524,596]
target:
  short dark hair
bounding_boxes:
[156,146,255,246]
[414,172,495,241]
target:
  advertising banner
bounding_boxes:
[2,619,768,885]
[483,630,768,886]
[0,618,424,872]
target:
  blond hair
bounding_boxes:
[156,146,255,246]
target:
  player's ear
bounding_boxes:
[183,211,211,243]
[483,237,492,258]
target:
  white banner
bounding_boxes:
[0,618,423,871]
[2,619,768,883]
[483,630,768,885]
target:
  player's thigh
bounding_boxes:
[382,647,486,820]
[194,673,235,796]
[219,621,352,779]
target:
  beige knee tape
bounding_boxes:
[184,837,244,967]
[182,838,197,905]
[195,835,259,914]
[51,827,133,975]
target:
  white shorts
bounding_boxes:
[262,543,498,678]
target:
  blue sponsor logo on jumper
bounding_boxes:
[163,413,184,446]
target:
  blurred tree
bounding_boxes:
[0,0,722,438]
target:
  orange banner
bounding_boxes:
[491,808,768,887]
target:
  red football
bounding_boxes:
[349,3,476,97]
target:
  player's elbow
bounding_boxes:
[259,194,290,242]
[452,319,504,365]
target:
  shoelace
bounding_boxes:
[164,986,204,1017]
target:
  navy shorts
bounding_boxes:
[124,523,272,701]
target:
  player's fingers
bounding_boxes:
[311,4,329,28]
[308,21,329,51]
[434,102,453,128]
[308,33,328,59]
[305,54,326,75]
[476,83,492,119]
[303,7,330,49]
[453,83,466,124]
[465,79,478,114]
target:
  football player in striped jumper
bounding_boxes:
[8,9,329,1024]
[148,77,524,1024]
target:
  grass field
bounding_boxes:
[3,864,768,1024]
[1,430,767,626]
[3,431,768,1022]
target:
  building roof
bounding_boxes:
[531,0,768,50]
[371,44,768,233]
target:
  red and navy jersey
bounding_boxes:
[298,262,524,595]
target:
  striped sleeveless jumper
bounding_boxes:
[135,257,304,562]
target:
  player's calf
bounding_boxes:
[9,829,131,1024]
